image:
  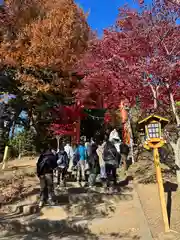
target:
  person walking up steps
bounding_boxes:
[103,133,120,192]
[37,145,58,208]
[64,141,74,172]
[74,141,87,183]
[57,145,69,188]
[88,143,100,189]
[96,138,107,181]
[85,138,91,158]
[120,142,130,174]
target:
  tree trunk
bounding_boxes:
[11,121,16,138]
[0,119,4,161]
[166,84,180,187]
[176,169,180,189]
[0,104,5,161]
[150,84,158,109]
[168,87,180,125]
[159,83,180,186]
[10,109,22,139]
[28,108,37,134]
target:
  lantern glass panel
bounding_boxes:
[147,122,160,138]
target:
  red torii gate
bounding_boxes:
[74,101,130,145]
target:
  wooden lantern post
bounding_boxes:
[138,115,170,233]
[2,145,9,170]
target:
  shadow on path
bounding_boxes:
[0,218,98,240]
[164,181,178,227]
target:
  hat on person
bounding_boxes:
[109,129,120,142]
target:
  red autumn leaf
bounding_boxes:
[49,104,86,136]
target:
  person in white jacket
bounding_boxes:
[109,129,121,153]
[64,142,74,171]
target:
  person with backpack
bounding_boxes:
[56,145,69,187]
[120,142,130,173]
[64,141,74,160]
[64,141,74,172]
[103,137,120,191]
[88,143,100,189]
[37,145,58,208]
[96,137,107,181]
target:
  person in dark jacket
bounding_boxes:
[37,146,58,207]
[88,143,100,188]
[120,143,129,172]
[57,145,69,187]
[103,140,120,189]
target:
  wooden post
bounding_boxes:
[18,140,21,159]
[2,145,9,170]
[153,147,169,232]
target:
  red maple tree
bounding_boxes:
[76,0,180,115]
[75,0,180,184]
[49,104,85,136]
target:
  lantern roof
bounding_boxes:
[138,114,169,130]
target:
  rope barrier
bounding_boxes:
[86,113,105,120]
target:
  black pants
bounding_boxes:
[39,173,54,202]
[57,167,67,185]
[105,163,117,187]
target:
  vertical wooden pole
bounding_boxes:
[18,140,21,159]
[153,147,169,232]
[2,145,9,170]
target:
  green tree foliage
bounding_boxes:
[9,129,36,157]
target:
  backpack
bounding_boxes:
[73,148,80,166]
[103,141,118,164]
[38,156,49,173]
[120,143,129,155]
[57,151,67,166]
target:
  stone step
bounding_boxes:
[68,191,133,204]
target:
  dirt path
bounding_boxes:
[135,184,180,240]
[0,179,154,240]
[1,158,180,240]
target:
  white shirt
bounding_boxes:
[64,144,74,159]
[114,142,121,153]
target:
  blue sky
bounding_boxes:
[76,0,152,36]
[0,0,152,36]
